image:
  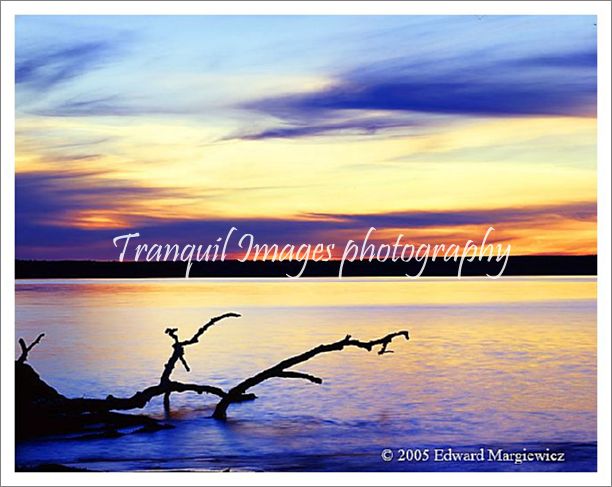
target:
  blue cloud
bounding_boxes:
[226,115,426,141]
[511,50,597,68]
[35,95,209,118]
[241,49,596,139]
[15,170,189,227]
[16,41,118,90]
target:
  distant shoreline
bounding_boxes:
[15,256,597,279]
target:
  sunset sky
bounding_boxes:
[15,15,597,259]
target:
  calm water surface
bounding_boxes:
[15,277,597,471]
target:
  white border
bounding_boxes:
[1,2,610,486]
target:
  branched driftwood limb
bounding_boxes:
[87,312,243,413]
[212,330,410,420]
[17,315,410,423]
[17,333,45,364]
[160,312,240,382]
[15,313,249,415]
[160,312,241,411]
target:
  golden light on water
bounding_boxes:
[35,277,594,308]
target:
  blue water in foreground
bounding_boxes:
[15,278,597,471]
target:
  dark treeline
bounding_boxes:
[16,255,596,279]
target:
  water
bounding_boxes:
[15,277,597,471]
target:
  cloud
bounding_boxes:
[511,50,597,68]
[239,49,596,140]
[16,193,596,259]
[226,115,427,141]
[15,169,188,228]
[304,201,596,229]
[16,41,118,90]
[36,95,146,117]
[35,94,216,118]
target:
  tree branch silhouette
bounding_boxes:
[16,313,252,415]
[212,330,410,420]
[16,315,410,425]
[159,312,241,411]
[17,333,45,365]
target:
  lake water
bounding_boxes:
[15,277,597,471]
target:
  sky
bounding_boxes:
[15,15,597,259]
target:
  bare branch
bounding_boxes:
[180,312,241,346]
[212,330,409,419]
[178,355,190,372]
[160,313,240,384]
[276,371,323,384]
[158,313,241,412]
[14,315,251,417]
[16,333,45,364]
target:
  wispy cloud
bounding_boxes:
[16,41,118,90]
[225,114,428,141]
[303,201,597,229]
[35,94,212,118]
[240,49,596,140]
[16,169,189,229]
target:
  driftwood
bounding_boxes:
[17,332,45,364]
[56,313,255,414]
[16,314,410,425]
[212,331,410,419]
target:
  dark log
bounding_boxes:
[64,381,252,413]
